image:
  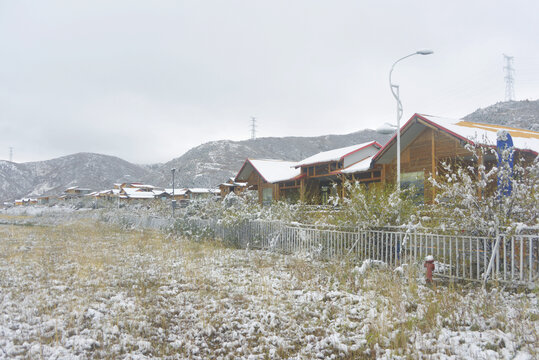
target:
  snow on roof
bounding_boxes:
[187,188,220,194]
[164,188,188,196]
[16,198,37,202]
[238,159,300,184]
[121,187,138,195]
[296,141,380,167]
[122,187,155,195]
[418,114,539,154]
[221,181,248,187]
[131,184,156,189]
[340,155,376,174]
[126,192,155,199]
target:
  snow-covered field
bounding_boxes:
[0,219,537,359]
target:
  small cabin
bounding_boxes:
[119,187,157,201]
[235,159,301,204]
[186,188,220,200]
[161,188,188,201]
[219,178,248,198]
[64,186,93,198]
[37,196,51,205]
[14,198,37,206]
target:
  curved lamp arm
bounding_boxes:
[389,50,433,122]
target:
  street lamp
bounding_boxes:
[171,168,176,217]
[388,49,433,188]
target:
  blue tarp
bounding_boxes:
[496,130,514,197]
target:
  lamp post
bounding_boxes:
[171,168,176,217]
[388,49,433,188]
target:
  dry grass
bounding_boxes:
[0,220,537,359]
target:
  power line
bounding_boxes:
[503,54,515,101]
[9,147,13,162]
[250,117,257,140]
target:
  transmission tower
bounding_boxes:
[9,147,13,162]
[503,54,515,101]
[250,117,257,140]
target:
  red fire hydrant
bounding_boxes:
[424,255,435,283]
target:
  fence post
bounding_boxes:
[483,225,501,289]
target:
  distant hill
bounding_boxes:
[0,153,154,202]
[2,100,537,202]
[463,99,539,131]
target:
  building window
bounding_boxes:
[321,186,329,204]
[401,171,424,201]
[262,187,273,205]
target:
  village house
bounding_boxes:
[371,113,539,203]
[161,188,188,202]
[186,188,220,200]
[63,186,93,199]
[219,178,248,198]
[234,159,301,204]
[294,141,382,203]
[95,189,116,201]
[14,198,37,206]
[37,196,53,205]
[116,184,164,201]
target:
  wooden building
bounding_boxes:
[96,189,116,201]
[14,198,37,206]
[295,141,382,203]
[235,159,301,204]
[186,188,220,200]
[372,113,539,202]
[119,186,157,201]
[37,196,52,205]
[168,188,188,201]
[64,186,93,198]
[219,178,248,198]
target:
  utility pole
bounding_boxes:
[9,147,13,162]
[171,168,176,217]
[503,54,515,101]
[250,117,257,140]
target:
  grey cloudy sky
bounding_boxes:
[1,0,538,164]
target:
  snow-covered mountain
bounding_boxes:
[463,99,539,131]
[0,153,154,202]
[2,100,537,202]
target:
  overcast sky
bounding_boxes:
[1,1,538,164]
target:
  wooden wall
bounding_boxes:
[382,127,472,203]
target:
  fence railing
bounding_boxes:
[176,218,539,286]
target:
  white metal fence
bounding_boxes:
[176,218,539,286]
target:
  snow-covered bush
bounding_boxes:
[428,144,538,233]
[179,190,262,228]
[328,182,420,229]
